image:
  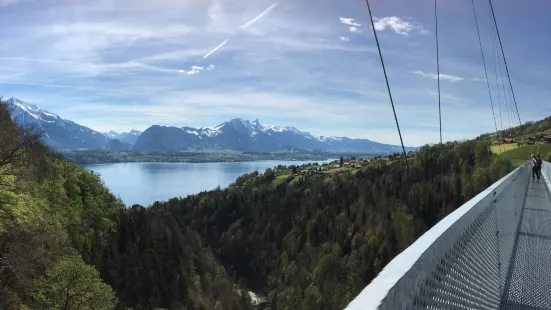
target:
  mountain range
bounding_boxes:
[6,97,141,151]
[6,97,417,154]
[134,119,417,154]
[102,130,142,145]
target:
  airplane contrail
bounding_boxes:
[202,2,278,59]
[203,38,229,59]
[239,2,278,29]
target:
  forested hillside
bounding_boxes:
[0,99,120,308]
[136,140,513,309]
[0,99,250,310]
[1,96,517,310]
[479,115,551,140]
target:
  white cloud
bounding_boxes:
[349,26,362,33]
[413,70,464,82]
[1,57,177,77]
[374,16,429,36]
[339,36,350,42]
[208,0,229,31]
[339,17,361,27]
[0,80,133,97]
[0,0,22,5]
[178,65,214,75]
[471,77,487,82]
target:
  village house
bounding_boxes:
[527,134,551,144]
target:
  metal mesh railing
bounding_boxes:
[501,160,551,309]
[345,163,533,310]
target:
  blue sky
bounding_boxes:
[0,0,548,146]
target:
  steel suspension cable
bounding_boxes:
[435,0,442,148]
[498,49,514,135]
[493,24,513,136]
[488,5,513,136]
[471,0,501,154]
[489,21,505,135]
[364,0,409,170]
[488,0,522,126]
[434,0,445,210]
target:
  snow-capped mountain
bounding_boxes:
[118,130,142,145]
[102,131,120,140]
[6,97,110,149]
[5,98,416,154]
[101,129,142,145]
[134,118,417,154]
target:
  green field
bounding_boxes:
[501,144,551,166]
[490,143,518,155]
[273,174,292,186]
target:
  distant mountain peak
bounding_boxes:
[228,118,250,126]
[6,97,60,123]
[102,131,120,139]
[8,97,40,110]
[6,97,109,149]
[100,129,143,146]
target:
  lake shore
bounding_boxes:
[61,149,378,165]
[84,159,335,206]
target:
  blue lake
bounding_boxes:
[85,159,334,206]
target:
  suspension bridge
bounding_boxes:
[346,161,551,309]
[345,0,551,308]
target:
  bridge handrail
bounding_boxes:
[345,162,531,310]
[543,160,551,185]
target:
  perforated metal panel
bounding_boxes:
[406,169,530,310]
[501,179,551,309]
[411,202,501,309]
[345,163,537,310]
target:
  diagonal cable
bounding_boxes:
[472,0,501,155]
[364,0,409,170]
[488,0,522,126]
[489,19,505,136]
[434,0,445,209]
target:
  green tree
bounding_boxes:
[474,140,492,168]
[34,256,116,310]
[339,156,344,167]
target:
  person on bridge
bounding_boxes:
[532,154,539,181]
[537,154,543,180]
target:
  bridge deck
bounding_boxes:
[502,179,551,309]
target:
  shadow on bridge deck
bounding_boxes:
[501,179,551,309]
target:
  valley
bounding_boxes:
[2,1,547,308]
[2,97,551,309]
